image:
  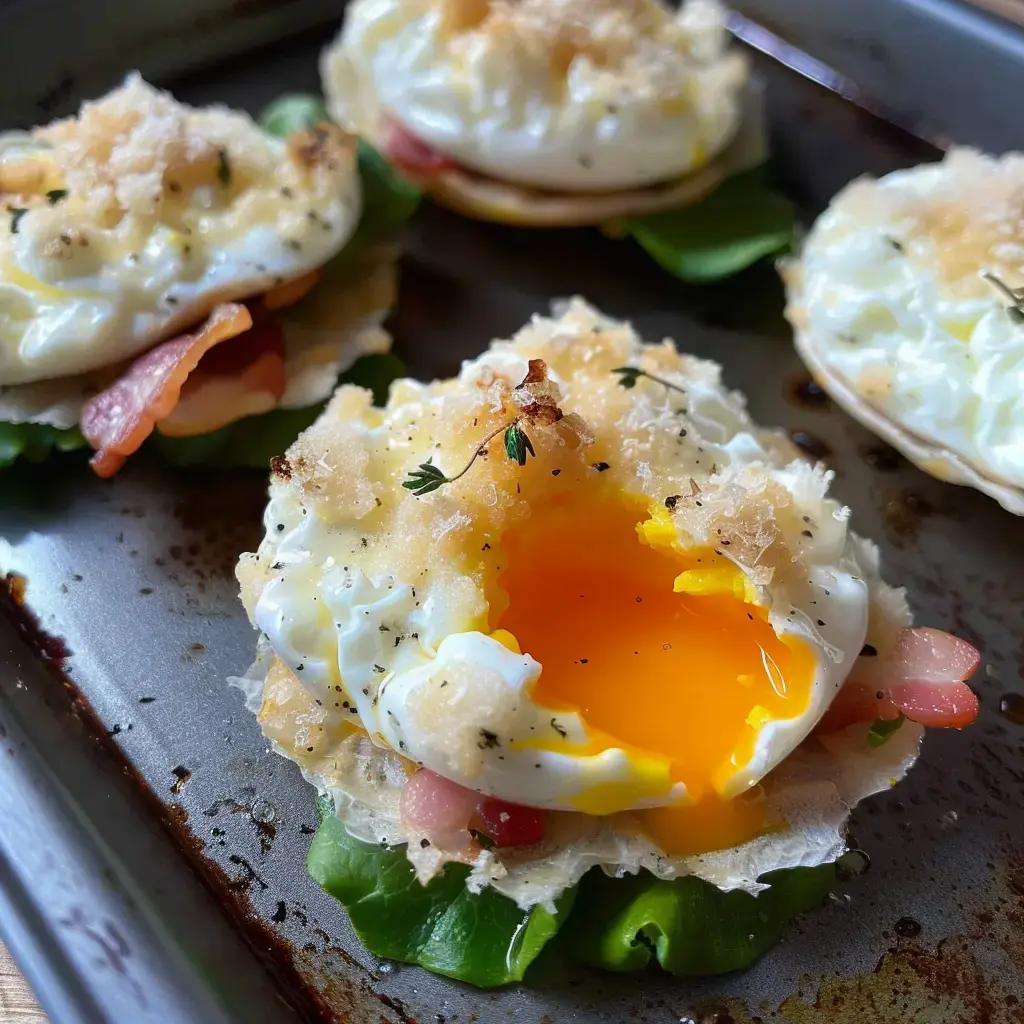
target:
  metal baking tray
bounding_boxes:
[2,3,1024,1023]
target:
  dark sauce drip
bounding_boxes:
[788,373,831,408]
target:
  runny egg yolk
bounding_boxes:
[494,495,815,854]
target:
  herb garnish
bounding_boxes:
[8,206,27,234]
[867,713,905,748]
[46,189,68,205]
[403,359,573,497]
[613,366,688,397]
[981,271,1024,325]
[403,418,535,496]
[217,147,232,186]
[503,422,535,467]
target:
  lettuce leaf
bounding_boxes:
[307,801,575,988]
[0,422,86,469]
[564,863,835,976]
[258,93,421,260]
[307,796,835,987]
[150,352,405,469]
[624,168,797,283]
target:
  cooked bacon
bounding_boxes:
[380,118,459,178]
[156,316,287,437]
[262,269,321,311]
[477,797,548,848]
[81,304,263,477]
[817,627,980,735]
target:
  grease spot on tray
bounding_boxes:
[787,374,831,409]
[861,443,903,473]
[883,491,935,540]
[790,431,832,461]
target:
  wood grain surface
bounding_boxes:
[967,0,1024,24]
[0,945,47,1024]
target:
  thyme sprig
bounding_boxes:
[7,206,27,234]
[613,366,688,396]
[981,271,1024,325]
[403,419,534,497]
[217,147,232,186]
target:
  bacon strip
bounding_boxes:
[817,627,980,734]
[156,316,287,437]
[262,269,321,311]
[380,118,459,178]
[81,304,260,477]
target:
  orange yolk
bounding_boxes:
[495,496,815,855]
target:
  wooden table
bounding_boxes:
[0,945,46,1023]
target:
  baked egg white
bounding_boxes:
[322,0,747,194]
[238,298,888,858]
[785,148,1024,514]
[0,73,361,387]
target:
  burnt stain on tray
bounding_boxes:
[0,572,411,1024]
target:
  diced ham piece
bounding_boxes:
[815,681,899,735]
[380,118,459,178]
[81,304,285,477]
[400,769,480,853]
[477,798,548,848]
[400,769,549,852]
[817,627,980,735]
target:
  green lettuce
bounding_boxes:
[150,352,405,468]
[623,168,797,283]
[307,797,836,987]
[0,422,87,469]
[307,801,575,988]
[258,93,421,261]
[564,862,835,976]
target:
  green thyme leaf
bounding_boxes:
[612,366,687,397]
[867,712,906,748]
[8,207,28,234]
[612,366,643,389]
[403,459,449,496]
[45,189,68,205]
[503,423,535,467]
[981,271,1024,326]
[216,147,231,187]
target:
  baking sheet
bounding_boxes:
[2,9,1024,1024]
